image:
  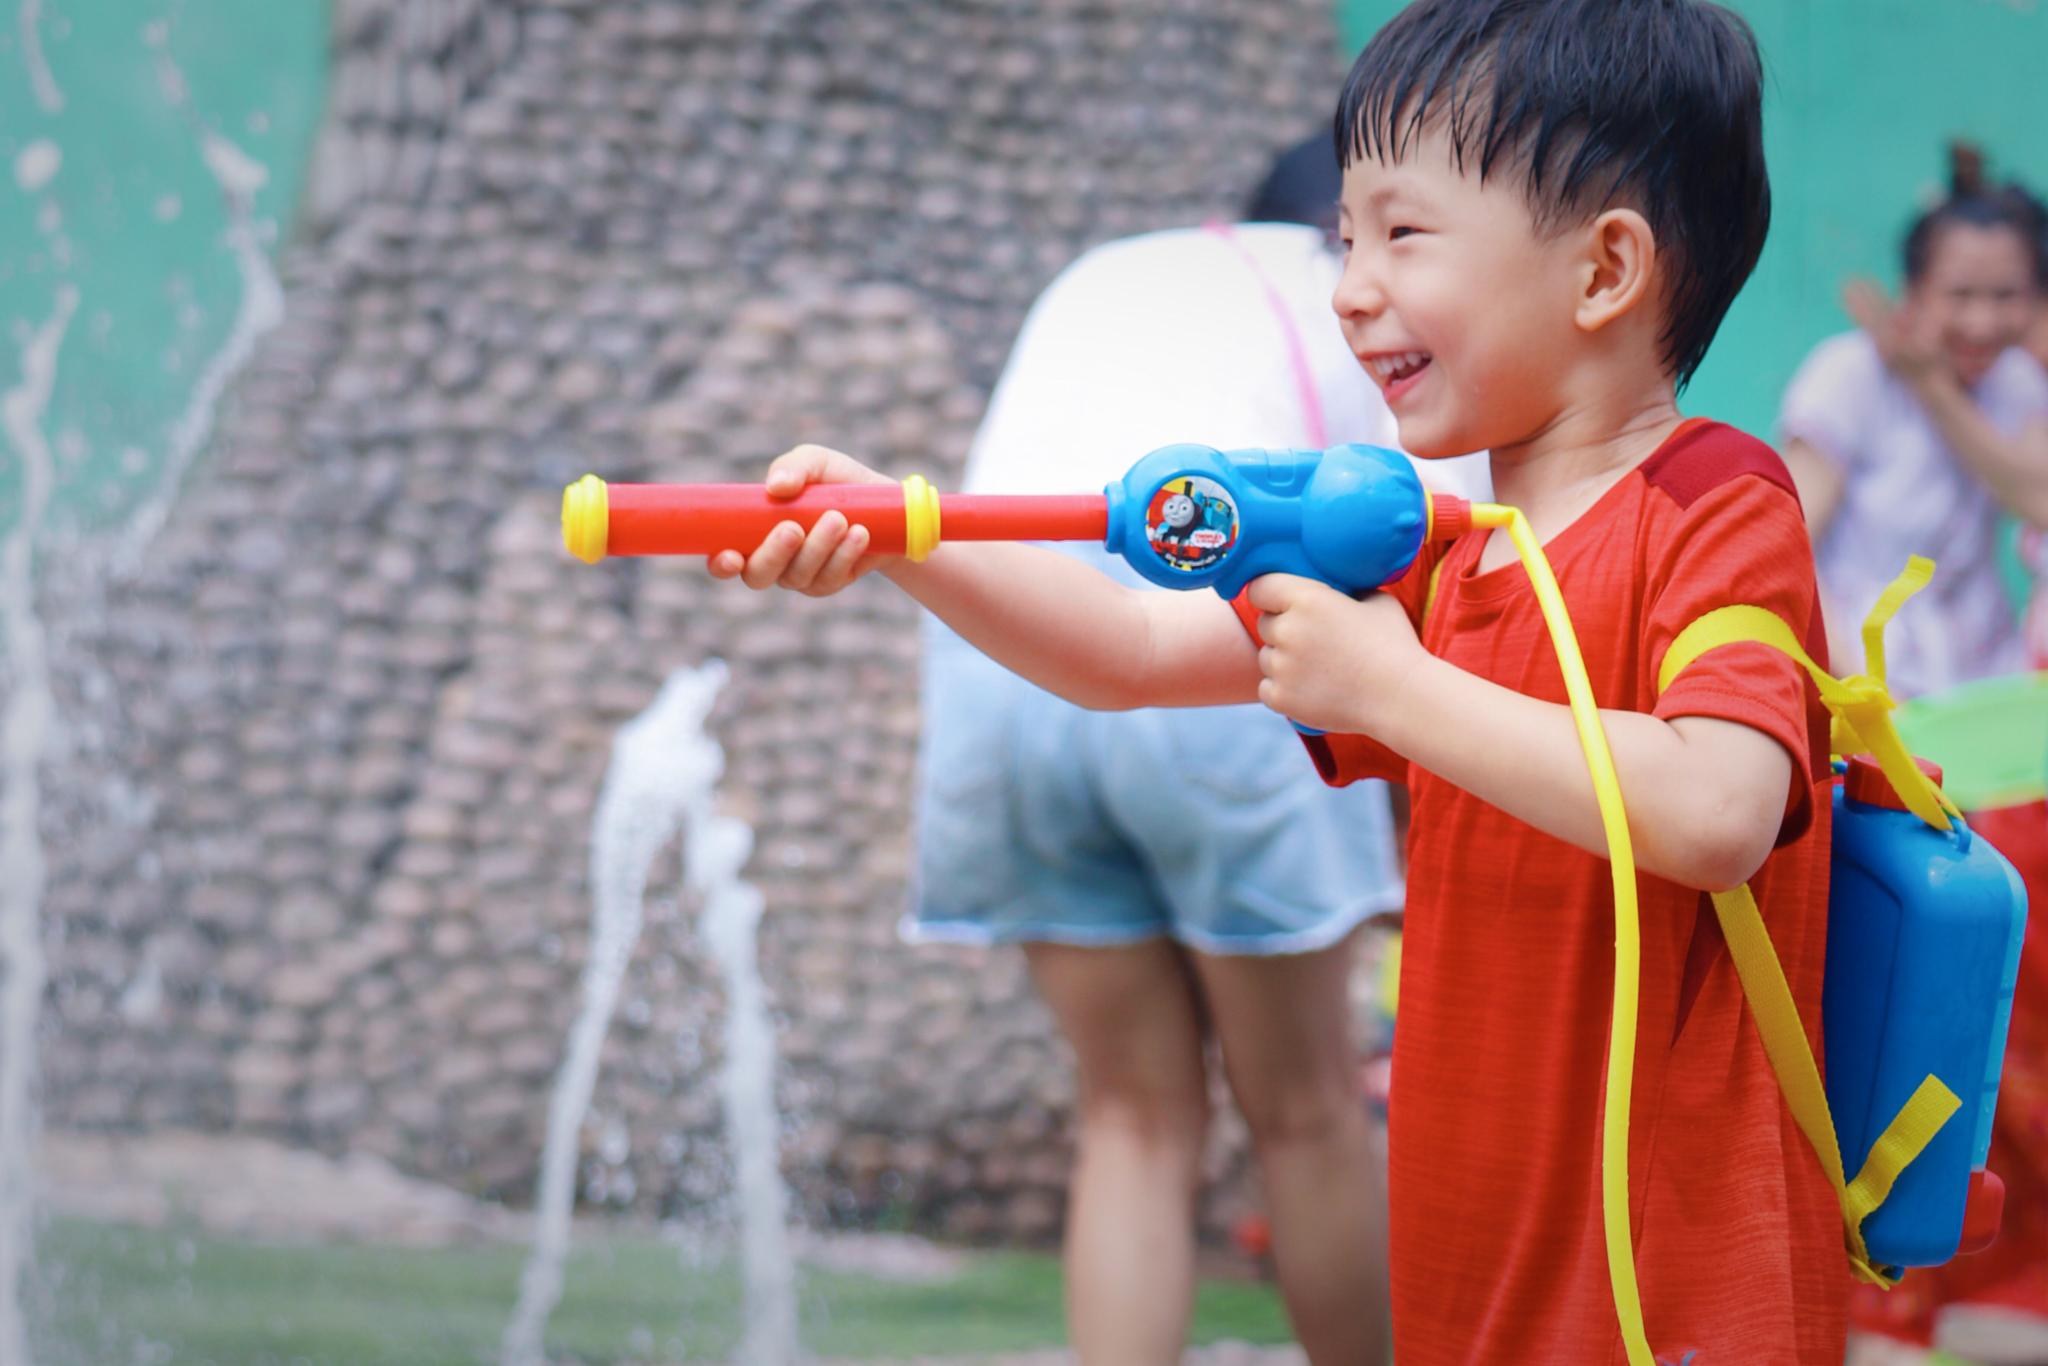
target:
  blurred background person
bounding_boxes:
[1778,143,2048,696]
[911,134,1483,1365]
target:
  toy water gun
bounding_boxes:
[561,442,1473,599]
[561,445,2026,1366]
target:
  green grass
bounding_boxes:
[36,1218,1293,1364]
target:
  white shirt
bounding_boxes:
[960,224,1489,509]
[1778,330,2047,697]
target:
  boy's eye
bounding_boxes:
[1389,226,1418,241]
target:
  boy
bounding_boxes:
[713,1,1845,1360]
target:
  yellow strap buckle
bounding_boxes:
[1711,885,1962,1288]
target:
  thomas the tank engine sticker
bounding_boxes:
[1144,476,1239,574]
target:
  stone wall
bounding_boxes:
[46,0,1353,1244]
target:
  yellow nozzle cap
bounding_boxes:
[902,473,941,562]
[563,474,610,564]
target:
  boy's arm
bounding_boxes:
[1384,659,1791,892]
[892,544,1262,710]
[710,444,1264,711]
[1249,579,1791,891]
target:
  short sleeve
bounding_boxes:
[1776,332,1881,476]
[1647,476,1827,842]
[1228,546,1445,788]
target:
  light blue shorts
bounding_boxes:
[908,607,1404,956]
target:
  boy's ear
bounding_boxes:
[1574,208,1657,335]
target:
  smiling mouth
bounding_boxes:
[1366,350,1431,382]
[1364,350,1432,391]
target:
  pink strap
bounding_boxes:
[1205,220,1328,447]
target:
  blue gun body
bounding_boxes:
[1099,442,1438,735]
[1102,443,1432,601]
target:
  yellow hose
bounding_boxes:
[1470,503,1653,1366]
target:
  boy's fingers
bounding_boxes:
[811,522,870,593]
[740,521,805,589]
[763,443,897,497]
[1245,572,1318,614]
[1243,575,1287,613]
[707,549,744,579]
[765,444,832,498]
[779,511,846,591]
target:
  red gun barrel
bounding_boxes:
[608,483,913,555]
[563,474,1107,564]
[941,494,1107,543]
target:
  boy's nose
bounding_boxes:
[1331,262,1387,322]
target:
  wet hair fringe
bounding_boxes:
[1330,0,1772,388]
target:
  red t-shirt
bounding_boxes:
[1238,421,1848,1364]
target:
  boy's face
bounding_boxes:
[1334,125,1593,459]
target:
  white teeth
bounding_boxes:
[1368,350,1430,383]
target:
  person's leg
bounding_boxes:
[1024,939,1211,1366]
[1192,935,1391,1366]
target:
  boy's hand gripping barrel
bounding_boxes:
[563,442,1470,600]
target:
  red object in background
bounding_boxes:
[602,483,1107,557]
[1232,1212,1273,1261]
[1852,799,2048,1346]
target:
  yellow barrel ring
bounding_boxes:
[562,474,610,564]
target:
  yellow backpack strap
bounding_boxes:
[1658,556,1959,831]
[1421,555,1448,629]
[1660,557,1964,1286]
[1709,884,1960,1286]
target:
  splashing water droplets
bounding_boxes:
[503,662,800,1366]
[0,284,78,1366]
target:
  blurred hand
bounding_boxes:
[706,444,897,596]
[1843,278,1946,389]
[1245,574,1425,735]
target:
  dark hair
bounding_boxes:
[1903,142,2048,288]
[1333,0,1772,387]
[1244,134,1344,235]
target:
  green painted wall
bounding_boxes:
[0,2,328,530]
[1333,0,2048,441]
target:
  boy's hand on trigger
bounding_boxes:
[707,444,897,596]
[1246,574,1426,736]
